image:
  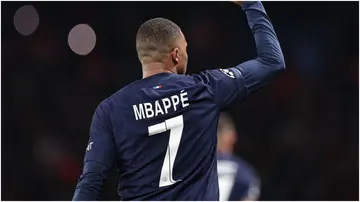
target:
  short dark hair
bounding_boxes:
[136,17,181,64]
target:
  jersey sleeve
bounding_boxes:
[83,101,116,167]
[191,68,248,109]
[73,101,116,201]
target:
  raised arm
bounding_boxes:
[192,1,285,109]
[235,1,285,93]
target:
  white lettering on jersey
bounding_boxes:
[144,102,154,118]
[155,100,164,116]
[162,98,172,114]
[133,104,145,120]
[180,91,189,107]
[170,95,180,111]
[133,91,190,120]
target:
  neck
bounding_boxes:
[142,62,176,79]
[217,144,234,155]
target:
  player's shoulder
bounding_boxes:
[98,72,216,108]
[93,82,134,113]
[100,73,190,101]
[230,155,251,169]
[234,156,259,179]
[190,68,237,81]
[218,153,257,176]
[110,73,200,96]
[103,76,148,101]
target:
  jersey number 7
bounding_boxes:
[148,115,184,187]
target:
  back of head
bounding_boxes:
[218,113,236,135]
[136,17,182,65]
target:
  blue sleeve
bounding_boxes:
[192,1,285,109]
[73,101,116,201]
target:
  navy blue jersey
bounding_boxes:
[82,70,247,200]
[73,1,285,201]
[217,152,260,201]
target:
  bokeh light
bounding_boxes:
[13,5,39,36]
[68,24,96,56]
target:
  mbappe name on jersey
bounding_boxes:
[133,90,189,120]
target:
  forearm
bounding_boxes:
[235,1,285,93]
[242,1,284,63]
[72,161,110,201]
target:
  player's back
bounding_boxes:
[107,72,220,200]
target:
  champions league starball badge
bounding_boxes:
[219,69,235,79]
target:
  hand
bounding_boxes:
[231,1,242,6]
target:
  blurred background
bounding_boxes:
[1,1,359,201]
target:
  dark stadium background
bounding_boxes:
[1,1,359,201]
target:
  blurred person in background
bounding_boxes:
[217,113,260,201]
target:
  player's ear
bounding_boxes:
[171,48,179,65]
